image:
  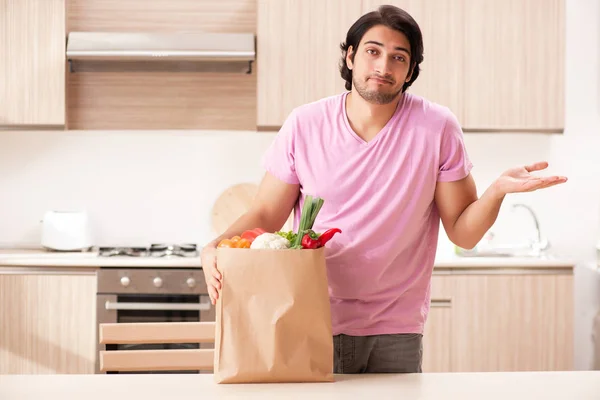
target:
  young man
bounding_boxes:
[201,5,567,373]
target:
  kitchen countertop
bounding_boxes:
[0,248,202,268]
[1,371,599,400]
[0,248,575,269]
[432,253,575,269]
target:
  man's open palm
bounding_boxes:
[495,161,568,195]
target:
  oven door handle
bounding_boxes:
[104,300,211,311]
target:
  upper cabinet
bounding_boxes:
[66,0,257,130]
[258,0,565,133]
[0,0,66,127]
[366,0,565,132]
[461,0,564,132]
[257,0,363,129]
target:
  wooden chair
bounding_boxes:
[98,322,216,372]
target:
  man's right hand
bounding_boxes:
[201,243,222,305]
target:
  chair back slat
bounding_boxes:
[100,322,215,344]
[99,322,216,372]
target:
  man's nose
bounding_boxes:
[374,56,392,77]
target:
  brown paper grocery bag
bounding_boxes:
[214,247,334,384]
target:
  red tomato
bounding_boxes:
[241,228,267,243]
[240,230,258,242]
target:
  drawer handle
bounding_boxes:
[430,299,451,308]
[105,301,211,311]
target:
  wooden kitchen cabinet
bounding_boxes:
[257,0,564,131]
[461,0,565,131]
[422,270,573,373]
[256,0,362,128]
[422,275,454,372]
[451,273,573,372]
[0,271,96,374]
[422,302,452,372]
[363,0,564,132]
[0,0,66,127]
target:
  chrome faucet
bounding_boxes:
[511,203,549,252]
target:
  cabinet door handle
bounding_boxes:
[105,301,211,311]
[430,299,451,308]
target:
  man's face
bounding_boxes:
[346,25,413,105]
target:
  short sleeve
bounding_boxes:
[437,111,473,182]
[261,110,301,185]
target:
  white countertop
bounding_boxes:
[1,371,599,400]
[0,248,202,268]
[433,253,576,269]
[0,248,575,269]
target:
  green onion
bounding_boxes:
[292,195,325,248]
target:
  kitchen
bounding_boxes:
[1,0,600,397]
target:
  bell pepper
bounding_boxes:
[301,234,320,249]
[217,239,233,248]
[301,228,342,249]
[235,238,251,248]
[317,228,341,247]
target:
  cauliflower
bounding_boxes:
[250,233,291,249]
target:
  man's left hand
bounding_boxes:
[492,161,568,198]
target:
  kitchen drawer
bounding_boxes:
[430,275,453,301]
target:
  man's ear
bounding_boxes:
[346,45,354,70]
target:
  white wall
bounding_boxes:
[0,130,276,247]
[0,0,599,262]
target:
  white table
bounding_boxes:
[1,371,600,400]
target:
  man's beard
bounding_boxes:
[352,74,403,105]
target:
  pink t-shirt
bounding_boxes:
[262,91,472,336]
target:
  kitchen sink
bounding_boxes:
[454,203,553,259]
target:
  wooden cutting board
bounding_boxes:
[210,183,294,236]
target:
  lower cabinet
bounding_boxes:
[421,299,452,372]
[0,267,574,374]
[422,270,574,373]
[0,271,97,374]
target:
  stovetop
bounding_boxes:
[98,244,199,258]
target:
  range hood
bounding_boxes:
[66,32,255,73]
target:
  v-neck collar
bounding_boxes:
[341,91,406,147]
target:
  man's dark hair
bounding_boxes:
[339,5,424,92]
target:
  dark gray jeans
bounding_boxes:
[333,333,423,373]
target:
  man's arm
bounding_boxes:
[202,172,299,304]
[434,174,504,250]
[435,161,567,250]
[206,171,300,248]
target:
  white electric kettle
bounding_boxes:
[41,210,93,251]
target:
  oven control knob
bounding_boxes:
[153,277,163,288]
[186,277,196,288]
[120,276,130,287]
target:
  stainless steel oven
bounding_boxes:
[96,267,213,374]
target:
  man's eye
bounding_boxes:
[367,49,377,55]
[395,56,406,62]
